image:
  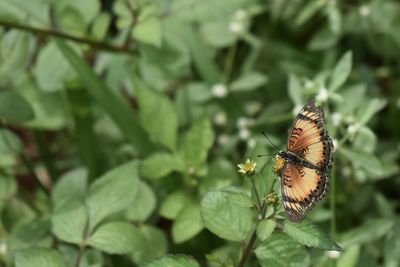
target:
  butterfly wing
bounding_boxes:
[281,162,328,221]
[288,101,333,171]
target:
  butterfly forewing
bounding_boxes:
[287,101,333,171]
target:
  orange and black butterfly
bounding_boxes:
[275,101,333,221]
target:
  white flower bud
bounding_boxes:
[211,83,228,98]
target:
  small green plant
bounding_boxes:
[0,1,399,267]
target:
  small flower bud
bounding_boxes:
[266,192,278,206]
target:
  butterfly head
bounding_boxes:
[273,152,286,175]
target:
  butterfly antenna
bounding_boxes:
[261,131,280,151]
[257,153,276,158]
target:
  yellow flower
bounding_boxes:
[266,192,278,206]
[237,159,256,175]
[273,155,286,175]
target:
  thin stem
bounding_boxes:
[0,19,137,55]
[330,163,336,238]
[238,230,258,267]
[223,43,237,84]
[19,153,51,196]
[33,130,58,181]
[250,178,262,210]
[74,243,86,267]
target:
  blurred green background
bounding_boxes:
[0,0,399,266]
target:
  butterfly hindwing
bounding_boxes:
[281,162,328,221]
[288,101,333,171]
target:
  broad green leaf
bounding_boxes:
[384,222,400,267]
[132,4,162,47]
[255,233,310,267]
[18,77,68,130]
[55,39,154,155]
[160,191,192,220]
[295,0,325,26]
[15,248,67,267]
[308,26,339,51]
[257,219,276,242]
[200,20,237,48]
[135,79,178,150]
[88,222,144,254]
[200,189,255,241]
[284,220,342,251]
[0,1,50,26]
[52,168,88,207]
[131,225,168,264]
[353,126,376,153]
[0,90,34,123]
[0,128,23,155]
[51,199,88,245]
[357,98,386,125]
[91,12,111,40]
[85,161,139,230]
[10,218,51,250]
[141,152,184,179]
[230,72,268,92]
[337,245,360,267]
[329,51,352,92]
[288,74,302,105]
[180,116,214,172]
[125,181,156,222]
[133,17,162,47]
[144,255,200,267]
[172,203,204,243]
[35,41,76,92]
[339,148,383,176]
[0,175,16,203]
[340,218,394,248]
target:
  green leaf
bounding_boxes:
[87,222,144,254]
[295,0,325,26]
[140,152,184,179]
[172,203,204,243]
[0,175,17,203]
[357,98,386,125]
[55,39,154,155]
[180,116,214,172]
[284,220,342,251]
[0,90,34,123]
[15,248,67,267]
[329,51,352,92]
[288,74,302,105]
[255,233,310,267]
[0,128,23,156]
[131,225,168,264]
[10,218,51,250]
[135,79,178,150]
[339,148,383,176]
[340,218,394,248]
[125,181,156,222]
[200,20,237,48]
[337,245,360,267]
[200,188,255,241]
[91,12,111,40]
[257,219,276,242]
[132,4,162,47]
[230,72,268,92]
[85,161,139,230]
[51,199,88,245]
[35,41,76,92]
[52,168,88,207]
[384,222,400,267]
[144,255,200,267]
[160,191,192,220]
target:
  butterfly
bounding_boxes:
[274,100,333,221]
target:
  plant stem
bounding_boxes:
[74,243,86,267]
[0,19,137,55]
[223,43,237,83]
[238,230,258,267]
[250,178,262,210]
[330,163,336,238]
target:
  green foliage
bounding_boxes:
[0,0,399,266]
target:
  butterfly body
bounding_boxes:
[276,101,333,222]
